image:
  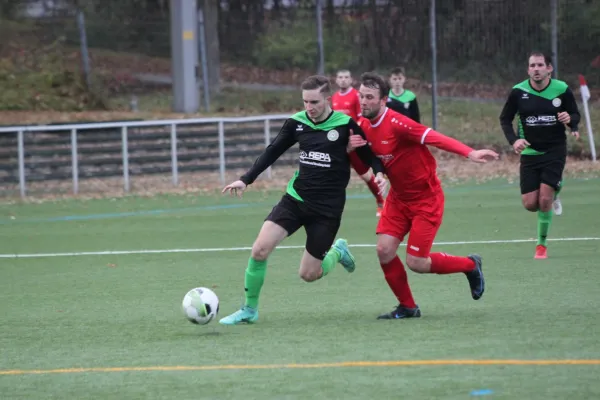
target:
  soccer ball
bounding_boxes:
[181,287,219,325]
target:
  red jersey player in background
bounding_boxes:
[332,69,386,217]
[350,72,499,320]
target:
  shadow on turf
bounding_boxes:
[195,331,223,337]
[175,328,243,337]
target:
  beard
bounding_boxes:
[532,72,548,83]
[361,108,379,119]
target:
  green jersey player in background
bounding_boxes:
[386,66,420,123]
[499,51,580,259]
[219,75,386,325]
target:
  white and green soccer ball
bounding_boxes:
[181,287,219,325]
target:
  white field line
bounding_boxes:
[1,237,598,259]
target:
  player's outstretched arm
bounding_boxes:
[223,119,297,197]
[423,129,500,162]
[391,116,499,161]
[499,89,520,146]
[425,129,499,161]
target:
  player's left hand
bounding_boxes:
[467,149,499,163]
[347,129,367,152]
[557,112,571,124]
[570,130,580,140]
[374,172,388,195]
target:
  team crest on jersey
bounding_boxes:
[404,102,410,109]
[552,98,562,107]
[327,129,339,141]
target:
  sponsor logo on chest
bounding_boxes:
[525,115,557,126]
[299,150,332,167]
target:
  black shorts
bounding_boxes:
[520,152,566,195]
[265,194,341,260]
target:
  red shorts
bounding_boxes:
[376,189,444,258]
[349,151,370,175]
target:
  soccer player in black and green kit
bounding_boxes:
[386,67,420,122]
[499,51,580,259]
[219,75,387,325]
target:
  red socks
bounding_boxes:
[367,175,385,205]
[380,253,474,307]
[380,256,417,308]
[429,252,475,274]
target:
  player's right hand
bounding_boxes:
[222,180,247,198]
[512,139,530,154]
[347,129,367,152]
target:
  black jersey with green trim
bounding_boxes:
[499,79,580,155]
[240,110,384,217]
[386,89,420,122]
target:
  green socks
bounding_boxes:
[244,248,342,309]
[244,258,267,309]
[537,210,553,246]
[321,247,341,277]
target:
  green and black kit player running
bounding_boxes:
[499,51,580,259]
[219,75,386,325]
[387,66,420,122]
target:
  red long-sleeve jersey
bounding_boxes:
[331,88,361,121]
[358,108,474,201]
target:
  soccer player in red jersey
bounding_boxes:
[332,69,386,217]
[350,72,499,320]
[332,69,361,121]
